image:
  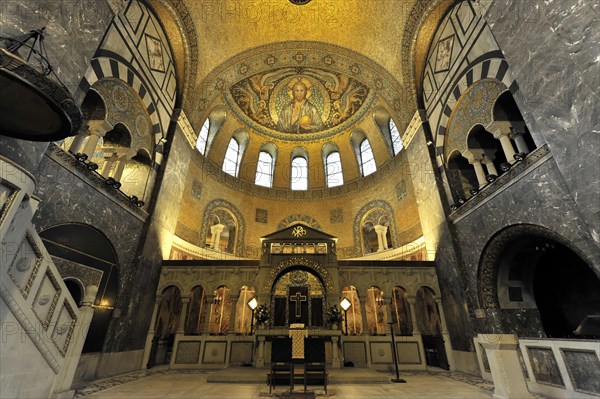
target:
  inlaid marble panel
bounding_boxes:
[32,270,62,330]
[175,341,201,364]
[344,342,367,365]
[51,300,77,357]
[230,342,253,365]
[562,349,600,395]
[7,233,43,299]
[370,342,393,364]
[397,342,422,364]
[527,347,564,387]
[202,341,227,364]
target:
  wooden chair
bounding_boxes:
[303,337,328,394]
[268,338,293,393]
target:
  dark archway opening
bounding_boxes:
[533,243,600,338]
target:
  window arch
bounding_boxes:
[350,129,376,177]
[389,118,404,155]
[223,138,240,177]
[195,106,227,156]
[196,118,210,155]
[222,130,249,178]
[291,147,308,190]
[322,142,343,188]
[255,142,277,188]
[359,139,376,176]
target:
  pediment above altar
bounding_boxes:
[261,223,337,243]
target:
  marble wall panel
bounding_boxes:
[175,341,201,364]
[0,1,114,94]
[202,341,227,364]
[527,347,564,387]
[343,342,367,365]
[397,342,421,364]
[370,342,393,364]
[31,151,145,352]
[484,0,600,243]
[230,342,254,365]
[453,156,600,336]
[561,349,600,395]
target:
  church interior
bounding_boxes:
[1,0,599,398]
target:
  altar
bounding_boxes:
[254,328,343,369]
[143,223,446,374]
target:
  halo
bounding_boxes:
[287,77,313,99]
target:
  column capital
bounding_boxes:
[508,121,527,137]
[486,121,513,139]
[374,224,388,234]
[81,285,99,307]
[462,149,485,164]
[87,119,112,137]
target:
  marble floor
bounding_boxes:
[75,368,494,399]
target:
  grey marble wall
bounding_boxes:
[113,124,193,352]
[405,126,475,351]
[31,150,146,350]
[484,0,600,245]
[452,154,600,334]
[0,0,114,95]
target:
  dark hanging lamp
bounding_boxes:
[0,28,83,141]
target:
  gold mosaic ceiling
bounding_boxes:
[150,0,451,135]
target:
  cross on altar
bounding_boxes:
[290,291,307,317]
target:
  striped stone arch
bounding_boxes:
[433,56,519,170]
[76,57,166,167]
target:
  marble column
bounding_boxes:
[111,156,129,182]
[69,132,88,154]
[408,296,427,367]
[471,160,487,187]
[177,298,190,334]
[81,123,108,158]
[483,158,498,176]
[141,296,163,369]
[210,224,225,250]
[101,154,117,177]
[511,126,530,154]
[435,298,456,371]
[331,336,341,368]
[256,335,266,367]
[374,225,388,251]
[478,334,535,399]
[489,122,517,162]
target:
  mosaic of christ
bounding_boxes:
[229,68,370,135]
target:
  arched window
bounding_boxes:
[255,151,274,187]
[359,139,376,176]
[196,118,209,155]
[223,138,240,177]
[326,151,344,187]
[291,156,308,190]
[389,119,404,155]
